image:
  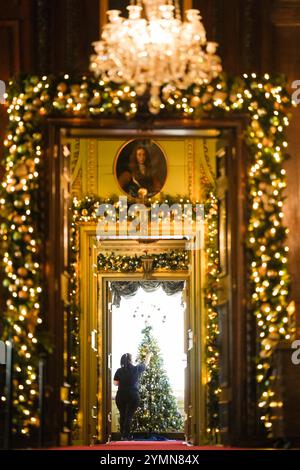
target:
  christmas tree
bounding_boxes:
[132,325,184,433]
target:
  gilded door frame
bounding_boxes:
[45,117,249,446]
[78,228,206,445]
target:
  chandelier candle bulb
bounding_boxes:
[90,1,222,113]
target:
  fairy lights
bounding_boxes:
[205,191,221,441]
[0,72,292,441]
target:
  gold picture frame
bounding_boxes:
[113,138,168,200]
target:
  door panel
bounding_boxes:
[105,282,113,442]
[183,282,192,442]
[86,237,99,444]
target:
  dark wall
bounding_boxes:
[0,0,300,327]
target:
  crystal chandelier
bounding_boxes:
[90,1,222,113]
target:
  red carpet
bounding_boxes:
[54,441,249,450]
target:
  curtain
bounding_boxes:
[111,280,185,307]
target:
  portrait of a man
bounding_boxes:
[115,139,167,198]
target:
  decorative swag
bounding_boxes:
[111,281,185,307]
[0,73,291,440]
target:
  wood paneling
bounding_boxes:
[271,341,300,443]
[0,21,20,80]
[0,0,34,165]
[271,0,300,328]
[99,0,108,30]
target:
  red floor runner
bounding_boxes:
[54,441,248,451]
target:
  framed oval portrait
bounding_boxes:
[114,139,167,198]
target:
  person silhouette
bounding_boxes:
[113,351,152,440]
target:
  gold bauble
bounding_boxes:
[251,120,260,129]
[15,164,28,178]
[57,82,68,93]
[16,127,25,135]
[201,93,211,103]
[13,215,23,224]
[41,93,50,102]
[71,84,81,95]
[33,98,42,107]
[14,200,23,209]
[26,159,35,172]
[18,291,28,299]
[269,332,280,341]
[23,112,33,122]
[190,96,201,107]
[262,137,272,147]
[17,267,28,277]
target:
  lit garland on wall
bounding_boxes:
[0,72,292,441]
[68,211,80,438]
[204,191,221,442]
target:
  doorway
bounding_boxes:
[78,233,201,446]
[66,122,248,447]
[109,280,187,440]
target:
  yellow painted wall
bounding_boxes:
[66,137,218,201]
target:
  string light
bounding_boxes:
[0,72,293,441]
[205,191,221,441]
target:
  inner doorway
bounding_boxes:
[109,281,187,440]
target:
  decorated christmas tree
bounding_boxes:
[132,325,183,433]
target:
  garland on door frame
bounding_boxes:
[70,195,190,436]
[97,251,189,272]
[0,73,293,441]
[204,191,221,442]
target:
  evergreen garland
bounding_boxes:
[0,72,292,442]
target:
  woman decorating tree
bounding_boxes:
[113,351,152,440]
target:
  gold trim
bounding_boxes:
[183,0,193,12]
[99,0,108,33]
[186,139,194,200]
[79,226,99,444]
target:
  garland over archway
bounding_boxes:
[0,73,293,442]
